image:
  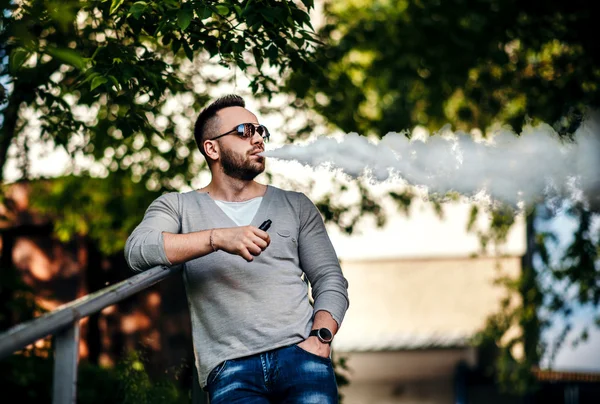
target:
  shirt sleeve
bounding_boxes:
[297,193,350,327]
[124,192,182,272]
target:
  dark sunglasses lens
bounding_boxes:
[236,124,249,138]
[257,125,270,141]
[237,123,269,141]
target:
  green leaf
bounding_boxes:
[109,0,126,15]
[10,48,30,72]
[90,76,108,90]
[182,41,194,61]
[252,46,263,69]
[204,38,218,57]
[76,71,99,88]
[46,47,87,70]
[262,8,275,24]
[301,0,314,9]
[198,5,212,19]
[129,2,147,19]
[172,39,182,54]
[267,44,278,61]
[304,18,314,31]
[215,5,229,16]
[236,59,249,71]
[292,37,305,48]
[177,8,193,30]
[242,2,252,16]
[246,12,258,27]
[233,39,245,53]
[107,75,120,89]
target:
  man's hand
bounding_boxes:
[213,226,270,262]
[296,336,331,359]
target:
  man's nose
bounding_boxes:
[251,130,264,146]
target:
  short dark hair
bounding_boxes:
[194,94,246,158]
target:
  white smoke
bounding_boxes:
[260,116,600,209]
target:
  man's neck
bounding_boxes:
[202,177,266,202]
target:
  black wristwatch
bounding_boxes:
[309,328,333,344]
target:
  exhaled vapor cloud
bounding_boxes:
[260,116,600,209]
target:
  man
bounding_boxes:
[124,94,350,403]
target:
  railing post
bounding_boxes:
[52,321,80,404]
[0,265,182,400]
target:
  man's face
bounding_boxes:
[213,106,266,180]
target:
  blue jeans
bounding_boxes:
[205,343,338,403]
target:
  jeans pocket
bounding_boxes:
[207,360,229,386]
[292,344,332,363]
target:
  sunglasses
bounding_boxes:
[209,123,270,142]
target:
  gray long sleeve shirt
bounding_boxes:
[124,185,350,388]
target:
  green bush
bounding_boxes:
[0,350,190,404]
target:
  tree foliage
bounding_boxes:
[287,0,599,137]
[26,173,160,254]
[0,0,325,252]
[1,0,320,187]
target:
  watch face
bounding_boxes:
[318,328,333,342]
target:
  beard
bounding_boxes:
[220,147,265,181]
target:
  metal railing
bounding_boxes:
[0,265,204,404]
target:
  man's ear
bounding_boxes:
[204,140,219,161]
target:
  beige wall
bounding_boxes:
[337,350,476,383]
[333,255,522,352]
[335,350,473,404]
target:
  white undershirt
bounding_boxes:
[213,197,263,226]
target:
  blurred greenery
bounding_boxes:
[286,0,598,137]
[0,0,320,187]
[28,173,161,255]
[0,349,191,403]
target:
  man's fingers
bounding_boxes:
[252,227,271,243]
[227,226,271,261]
[247,242,263,256]
[251,234,269,250]
[241,249,254,262]
[260,231,270,247]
